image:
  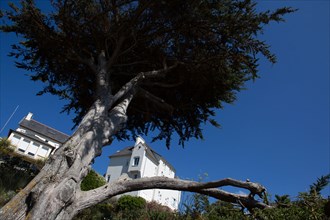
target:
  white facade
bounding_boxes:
[106,136,181,210]
[7,113,69,161]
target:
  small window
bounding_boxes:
[172,198,177,207]
[13,134,21,139]
[33,143,40,147]
[132,157,140,166]
[107,175,111,182]
[18,148,25,153]
[28,152,35,156]
[23,139,30,143]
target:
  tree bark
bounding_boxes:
[0,98,128,220]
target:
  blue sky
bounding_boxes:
[0,1,329,200]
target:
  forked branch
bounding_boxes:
[110,62,179,108]
[76,176,271,212]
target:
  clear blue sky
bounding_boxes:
[0,1,329,200]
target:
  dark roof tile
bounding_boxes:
[19,118,70,144]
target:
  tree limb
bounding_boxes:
[76,176,271,213]
[110,63,179,108]
[138,87,174,114]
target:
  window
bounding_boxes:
[172,198,177,207]
[11,134,21,146]
[27,142,39,155]
[37,146,49,157]
[134,174,138,179]
[106,175,111,182]
[18,138,30,151]
[28,152,35,156]
[132,157,140,166]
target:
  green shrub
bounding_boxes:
[0,138,14,155]
[146,201,178,220]
[80,170,106,191]
[116,195,146,220]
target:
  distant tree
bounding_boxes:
[274,194,291,208]
[253,175,330,220]
[0,0,295,219]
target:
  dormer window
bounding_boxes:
[132,157,140,166]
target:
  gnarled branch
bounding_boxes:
[76,176,271,213]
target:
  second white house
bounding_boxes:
[105,136,181,210]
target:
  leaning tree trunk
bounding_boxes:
[0,97,130,220]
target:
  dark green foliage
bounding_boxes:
[0,152,38,207]
[0,0,295,146]
[0,138,14,154]
[145,201,178,220]
[309,174,330,196]
[73,202,115,220]
[205,201,248,220]
[116,195,146,219]
[182,193,210,219]
[274,194,291,208]
[80,170,106,191]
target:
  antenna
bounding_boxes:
[0,105,19,135]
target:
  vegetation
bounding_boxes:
[0,0,295,146]
[0,138,37,207]
[0,138,14,155]
[75,175,330,220]
[80,170,107,191]
[0,0,296,219]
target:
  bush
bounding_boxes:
[73,202,115,220]
[0,156,37,207]
[0,138,14,155]
[116,195,146,220]
[80,170,106,191]
[146,201,178,220]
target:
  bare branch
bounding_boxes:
[106,36,125,70]
[68,53,96,72]
[138,87,174,113]
[142,62,180,78]
[110,63,179,108]
[76,176,271,212]
[141,81,183,88]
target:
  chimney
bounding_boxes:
[26,112,33,121]
[135,136,145,146]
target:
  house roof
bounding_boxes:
[19,118,70,144]
[110,142,176,172]
[110,146,134,157]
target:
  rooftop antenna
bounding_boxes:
[0,105,19,135]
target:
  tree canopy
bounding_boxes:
[0,0,295,146]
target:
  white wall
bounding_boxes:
[8,132,52,159]
[105,138,181,210]
[106,155,130,182]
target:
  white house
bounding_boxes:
[105,136,181,210]
[7,112,70,161]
